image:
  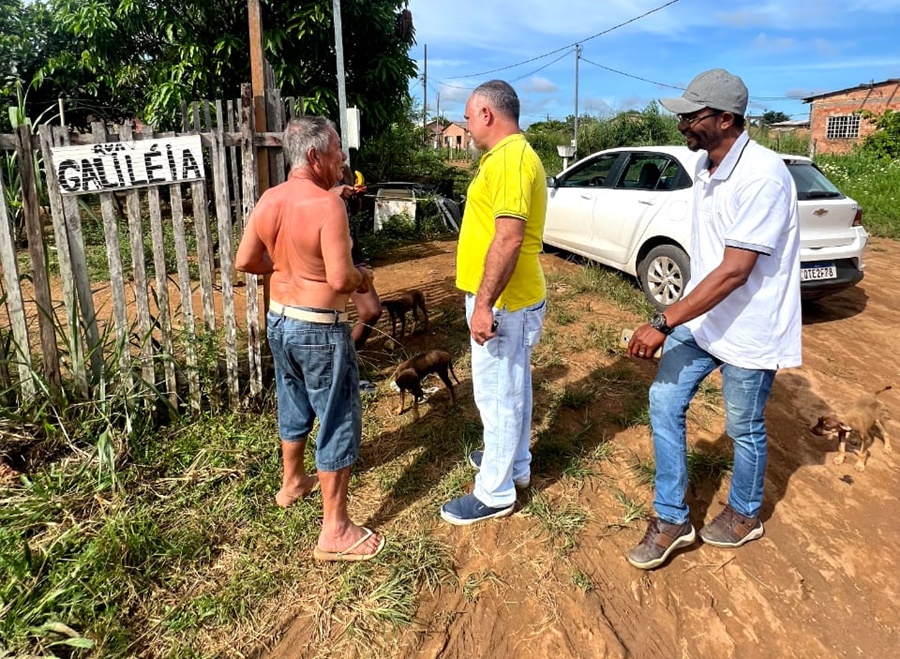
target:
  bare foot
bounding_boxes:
[275,474,319,507]
[316,524,384,558]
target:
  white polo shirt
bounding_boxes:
[684,131,802,370]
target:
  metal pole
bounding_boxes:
[332,0,350,166]
[574,44,581,157]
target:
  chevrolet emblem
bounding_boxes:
[813,208,828,216]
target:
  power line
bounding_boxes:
[580,56,684,90]
[449,0,682,79]
[580,56,805,102]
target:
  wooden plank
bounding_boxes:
[266,88,286,185]
[92,122,132,390]
[49,125,104,388]
[15,125,61,392]
[189,177,216,334]
[190,102,216,306]
[119,123,155,386]
[169,182,201,411]
[213,100,239,407]
[240,83,262,397]
[0,156,35,399]
[1,131,287,149]
[37,124,86,398]
[226,100,243,233]
[145,130,178,405]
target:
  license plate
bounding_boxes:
[800,264,837,281]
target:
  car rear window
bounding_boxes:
[786,163,844,201]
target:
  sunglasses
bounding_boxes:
[677,111,722,128]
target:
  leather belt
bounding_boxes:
[269,301,349,324]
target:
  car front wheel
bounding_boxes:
[639,244,690,310]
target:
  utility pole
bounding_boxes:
[332,0,350,166]
[573,44,582,157]
[247,0,269,194]
[422,44,428,144]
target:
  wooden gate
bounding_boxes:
[0,84,302,411]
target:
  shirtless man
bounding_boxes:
[235,116,384,561]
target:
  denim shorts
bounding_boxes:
[266,310,361,472]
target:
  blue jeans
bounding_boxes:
[649,325,775,523]
[467,294,546,507]
[266,311,361,472]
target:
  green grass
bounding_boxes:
[522,492,589,554]
[816,153,900,239]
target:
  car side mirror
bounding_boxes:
[546,175,559,189]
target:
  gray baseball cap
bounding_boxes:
[660,69,748,117]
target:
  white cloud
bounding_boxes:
[523,76,559,93]
[751,33,795,52]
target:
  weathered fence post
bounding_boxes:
[92,122,133,391]
[213,101,240,407]
[118,123,155,387]
[15,125,60,393]
[144,128,178,406]
[240,83,262,398]
[0,158,36,400]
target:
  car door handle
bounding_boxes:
[638,198,656,205]
[580,193,593,200]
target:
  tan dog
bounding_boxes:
[810,386,892,472]
[382,290,428,338]
[392,350,459,421]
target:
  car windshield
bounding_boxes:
[787,163,844,201]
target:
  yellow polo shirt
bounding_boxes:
[456,134,547,311]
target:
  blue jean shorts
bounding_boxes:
[266,310,361,472]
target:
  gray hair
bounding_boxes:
[472,80,520,123]
[282,116,337,168]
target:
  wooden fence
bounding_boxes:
[0,83,301,412]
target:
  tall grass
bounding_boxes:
[816,153,900,239]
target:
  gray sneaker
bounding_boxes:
[468,450,530,489]
[627,517,696,570]
[699,505,764,548]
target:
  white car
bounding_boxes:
[543,146,868,309]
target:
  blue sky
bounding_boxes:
[407,0,900,127]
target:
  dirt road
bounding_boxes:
[268,237,899,659]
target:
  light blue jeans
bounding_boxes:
[649,325,775,524]
[467,294,546,507]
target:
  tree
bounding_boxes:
[860,109,900,159]
[761,110,791,126]
[29,0,416,133]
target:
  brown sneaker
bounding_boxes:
[627,517,696,570]
[699,505,764,548]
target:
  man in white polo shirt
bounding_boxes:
[625,69,801,570]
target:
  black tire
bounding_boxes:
[639,244,690,310]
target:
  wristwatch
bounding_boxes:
[649,312,674,336]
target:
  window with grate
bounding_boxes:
[826,115,861,139]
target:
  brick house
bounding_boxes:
[425,119,474,152]
[803,79,900,155]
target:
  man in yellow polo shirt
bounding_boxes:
[441,80,548,525]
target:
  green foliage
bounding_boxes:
[860,108,900,160]
[7,0,416,132]
[527,103,682,174]
[760,110,791,126]
[816,152,900,239]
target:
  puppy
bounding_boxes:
[382,290,428,339]
[392,350,459,421]
[810,386,892,472]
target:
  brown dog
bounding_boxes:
[810,386,892,472]
[382,290,428,339]
[392,350,459,421]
